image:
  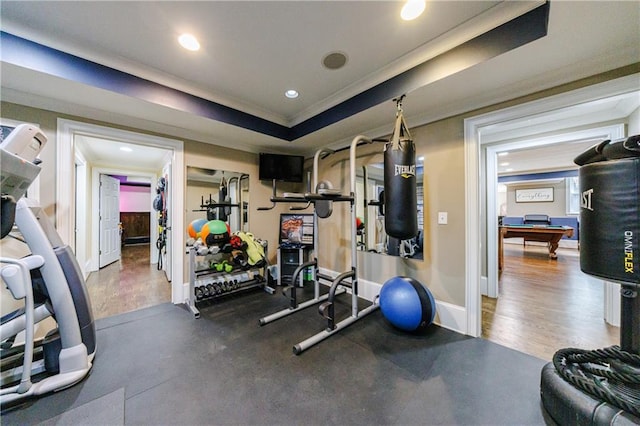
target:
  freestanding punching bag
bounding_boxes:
[384,102,418,240]
[540,135,640,425]
[577,138,640,287]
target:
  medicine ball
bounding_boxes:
[379,276,436,332]
[187,218,207,239]
[201,220,230,246]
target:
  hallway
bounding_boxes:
[85,244,171,320]
[483,244,619,360]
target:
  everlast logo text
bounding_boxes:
[624,231,634,274]
[394,164,416,179]
[581,188,593,211]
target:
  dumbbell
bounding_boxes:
[195,286,204,300]
[193,239,209,256]
[207,284,216,297]
[213,261,233,273]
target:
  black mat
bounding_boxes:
[2,287,553,425]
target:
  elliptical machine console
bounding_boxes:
[1,124,96,408]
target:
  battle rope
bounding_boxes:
[553,345,640,417]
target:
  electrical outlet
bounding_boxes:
[438,212,448,225]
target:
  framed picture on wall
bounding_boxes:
[515,187,554,203]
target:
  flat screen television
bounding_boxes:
[259,153,304,183]
[279,214,314,247]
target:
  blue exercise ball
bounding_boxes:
[379,276,436,331]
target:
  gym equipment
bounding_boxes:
[540,135,640,422]
[235,231,266,266]
[379,276,435,332]
[231,250,248,269]
[201,220,230,247]
[154,176,168,270]
[188,218,207,239]
[258,165,343,327]
[383,97,418,240]
[218,175,228,221]
[192,173,246,229]
[213,260,233,273]
[1,124,96,407]
[195,286,204,300]
[185,242,270,318]
[258,136,386,355]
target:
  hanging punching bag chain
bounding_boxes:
[393,94,406,114]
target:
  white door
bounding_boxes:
[99,174,121,268]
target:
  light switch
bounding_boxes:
[438,212,448,225]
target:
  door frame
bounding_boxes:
[463,73,639,337]
[485,124,625,298]
[56,118,185,303]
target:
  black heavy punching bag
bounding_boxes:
[218,175,228,222]
[576,135,640,284]
[539,136,640,425]
[384,103,418,240]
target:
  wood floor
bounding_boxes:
[85,244,171,320]
[85,242,618,362]
[483,243,619,361]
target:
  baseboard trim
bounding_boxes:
[179,269,467,335]
[318,267,467,335]
[433,300,467,334]
[480,275,488,295]
[504,239,579,249]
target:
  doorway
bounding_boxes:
[464,73,640,340]
[56,119,185,308]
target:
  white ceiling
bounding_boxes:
[1,1,639,173]
[75,134,170,172]
[0,0,514,125]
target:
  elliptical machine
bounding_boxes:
[1,124,96,408]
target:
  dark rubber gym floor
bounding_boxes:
[2,286,554,425]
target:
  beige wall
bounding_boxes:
[0,103,299,288]
[2,63,638,312]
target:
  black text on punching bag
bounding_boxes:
[384,139,418,240]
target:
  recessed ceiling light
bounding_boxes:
[120,147,133,152]
[401,0,426,21]
[285,89,299,99]
[498,152,509,157]
[500,162,510,166]
[178,33,200,51]
[505,168,514,172]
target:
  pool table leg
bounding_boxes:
[548,236,562,259]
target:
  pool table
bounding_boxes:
[498,224,574,270]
